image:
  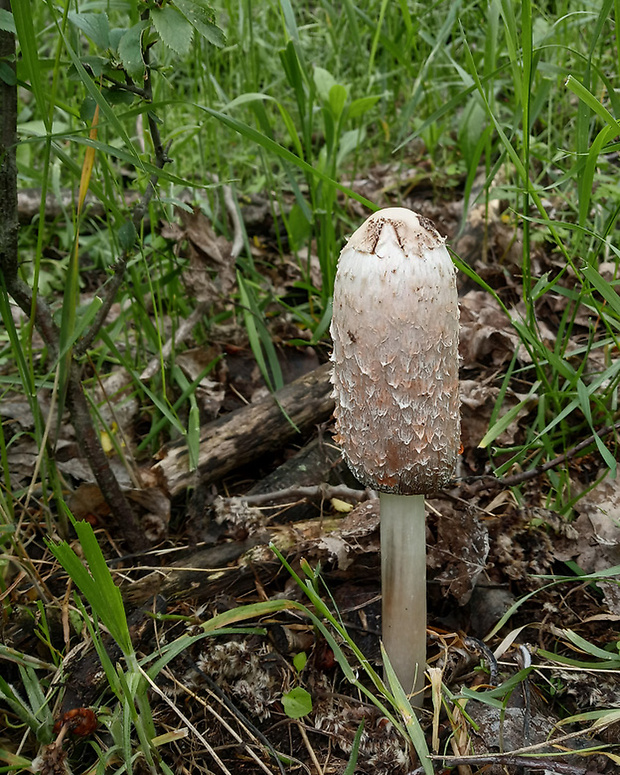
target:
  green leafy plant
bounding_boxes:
[281,650,312,719]
[282,686,312,719]
[0,666,54,744]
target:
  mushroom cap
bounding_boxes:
[330,207,460,495]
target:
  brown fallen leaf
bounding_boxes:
[459,290,522,368]
[68,481,169,542]
[175,207,236,304]
[552,476,620,616]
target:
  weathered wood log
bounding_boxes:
[123,537,265,605]
[153,362,335,496]
[124,503,378,607]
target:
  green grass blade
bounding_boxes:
[566,75,620,132]
[581,263,620,318]
[197,105,376,211]
[99,329,185,437]
[74,595,122,698]
[237,271,283,392]
[47,511,132,656]
[11,0,50,131]
[343,721,365,775]
[171,366,200,471]
[478,381,541,449]
[381,645,432,775]
[562,629,619,662]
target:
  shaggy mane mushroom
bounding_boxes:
[330,207,460,702]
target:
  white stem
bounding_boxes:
[380,492,427,705]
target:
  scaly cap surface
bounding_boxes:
[330,207,460,495]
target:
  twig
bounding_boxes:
[65,360,146,549]
[464,420,620,493]
[5,276,60,358]
[162,667,278,775]
[131,134,171,227]
[233,484,375,508]
[74,256,128,357]
[434,722,615,775]
[433,753,602,775]
[78,41,170,358]
[68,76,173,541]
[189,659,287,775]
[102,74,148,99]
[216,419,619,512]
[131,20,170,228]
[297,721,324,775]
[138,665,234,775]
[75,111,171,359]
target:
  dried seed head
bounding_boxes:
[330,207,460,495]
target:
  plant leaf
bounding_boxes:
[152,6,194,58]
[118,220,137,252]
[348,94,380,119]
[174,0,225,47]
[329,83,348,120]
[343,721,365,775]
[47,513,132,656]
[68,11,110,49]
[0,61,16,86]
[313,66,337,103]
[0,8,16,34]
[381,645,432,775]
[282,686,312,719]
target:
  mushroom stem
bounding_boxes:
[380,492,426,704]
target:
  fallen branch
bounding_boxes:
[231,483,373,508]
[153,362,335,496]
[434,753,603,775]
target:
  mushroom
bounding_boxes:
[330,207,460,702]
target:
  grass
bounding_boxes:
[1,0,620,772]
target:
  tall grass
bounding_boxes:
[0,0,618,559]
